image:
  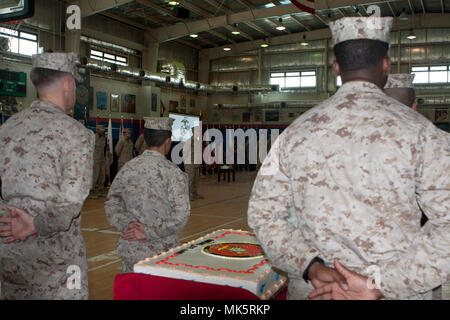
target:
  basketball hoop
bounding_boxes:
[0,19,22,55]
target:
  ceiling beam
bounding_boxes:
[386,1,397,16]
[80,0,134,17]
[178,0,215,18]
[202,13,450,60]
[440,0,445,14]
[407,0,415,15]
[152,4,303,42]
[245,21,272,37]
[420,0,426,14]
[290,14,312,31]
[135,0,185,22]
[203,0,232,14]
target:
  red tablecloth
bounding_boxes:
[114,273,287,300]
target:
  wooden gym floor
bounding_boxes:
[82,170,257,300]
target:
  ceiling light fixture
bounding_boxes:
[223,47,231,51]
[276,18,286,31]
[398,8,409,21]
[190,34,198,38]
[231,23,240,35]
[300,34,308,46]
[168,1,179,5]
[407,30,416,40]
[261,43,269,48]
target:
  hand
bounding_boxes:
[0,206,38,244]
[122,222,147,242]
[308,260,348,290]
[308,259,384,300]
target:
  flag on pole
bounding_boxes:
[107,115,113,154]
[120,116,123,137]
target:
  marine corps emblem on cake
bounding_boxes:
[202,243,263,259]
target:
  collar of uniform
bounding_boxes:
[143,149,166,159]
[338,80,384,95]
[30,99,66,114]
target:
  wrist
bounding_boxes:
[303,256,325,282]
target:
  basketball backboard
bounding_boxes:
[0,0,34,23]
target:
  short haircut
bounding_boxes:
[143,128,172,147]
[383,88,416,107]
[30,68,68,90]
[334,39,389,72]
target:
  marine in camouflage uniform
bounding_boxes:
[115,128,133,173]
[90,125,107,198]
[105,117,190,273]
[183,127,203,201]
[134,134,148,156]
[0,52,94,299]
[248,17,450,300]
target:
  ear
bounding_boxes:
[332,60,340,77]
[412,101,418,111]
[382,56,391,76]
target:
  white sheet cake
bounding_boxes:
[134,229,287,299]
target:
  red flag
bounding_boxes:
[139,119,143,136]
[96,114,99,126]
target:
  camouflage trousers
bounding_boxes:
[184,164,200,200]
[0,201,89,300]
[92,159,106,193]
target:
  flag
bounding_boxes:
[139,119,143,136]
[107,116,113,154]
[96,114,99,126]
[120,116,123,137]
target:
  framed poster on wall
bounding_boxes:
[110,94,120,112]
[121,94,136,113]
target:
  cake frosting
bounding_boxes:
[134,229,287,299]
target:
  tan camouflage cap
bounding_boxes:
[385,74,415,89]
[32,52,83,82]
[329,17,394,45]
[122,128,131,134]
[144,117,174,131]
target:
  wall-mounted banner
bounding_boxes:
[290,0,315,15]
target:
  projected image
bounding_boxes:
[169,113,200,142]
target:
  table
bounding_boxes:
[217,165,235,183]
[114,273,287,300]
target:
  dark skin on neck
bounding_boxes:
[333,56,391,89]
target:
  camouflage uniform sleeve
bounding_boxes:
[135,136,143,152]
[142,169,190,241]
[378,124,450,299]
[104,173,134,232]
[248,136,320,277]
[33,128,95,236]
[115,139,124,157]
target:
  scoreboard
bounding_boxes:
[0,69,26,97]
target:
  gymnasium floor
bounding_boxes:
[82,170,256,300]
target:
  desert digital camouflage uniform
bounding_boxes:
[0,99,94,299]
[248,16,449,300]
[115,128,133,172]
[92,126,107,196]
[134,134,148,155]
[105,149,190,273]
[183,134,201,200]
[248,79,450,300]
